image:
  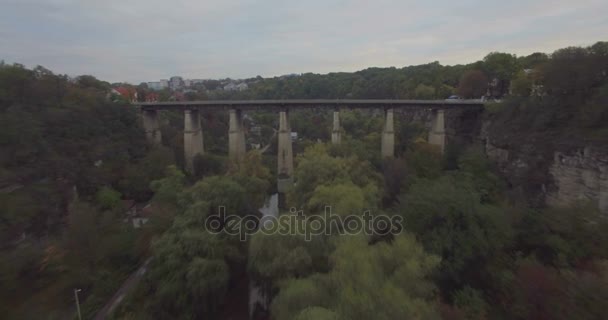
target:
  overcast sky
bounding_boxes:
[1,0,606,83]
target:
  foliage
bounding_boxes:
[457,70,488,98]
[289,144,382,209]
[96,186,122,210]
[456,147,504,204]
[192,153,225,179]
[483,52,520,96]
[0,63,157,240]
[119,146,175,201]
[142,229,237,319]
[405,140,443,180]
[271,234,441,320]
[515,204,608,268]
[510,70,533,97]
[414,84,437,99]
[487,41,608,142]
[398,175,513,292]
[248,215,332,284]
[150,165,186,206]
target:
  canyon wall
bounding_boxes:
[481,120,608,213]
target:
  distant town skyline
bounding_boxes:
[2,0,607,84]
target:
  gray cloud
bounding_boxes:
[1,0,606,83]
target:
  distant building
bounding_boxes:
[223,82,237,91]
[224,82,249,91]
[112,87,138,102]
[147,81,162,90]
[183,79,192,87]
[169,76,184,90]
[122,202,156,229]
[147,80,170,91]
[145,92,159,102]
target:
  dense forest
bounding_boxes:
[0,63,176,318]
[1,41,607,319]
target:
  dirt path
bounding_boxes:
[93,258,152,320]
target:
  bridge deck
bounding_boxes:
[136,99,484,110]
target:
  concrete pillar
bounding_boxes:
[184,109,204,172]
[381,108,395,158]
[277,110,294,193]
[229,109,246,161]
[331,110,341,144]
[428,109,446,153]
[142,109,162,145]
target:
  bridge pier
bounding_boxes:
[184,109,204,172]
[381,108,395,158]
[229,109,246,161]
[331,109,341,144]
[428,109,446,153]
[277,110,294,195]
[142,109,161,145]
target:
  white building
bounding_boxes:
[147,81,162,90]
[160,79,169,89]
[224,82,249,91]
[169,76,184,90]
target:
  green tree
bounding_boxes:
[307,182,378,216]
[483,52,520,96]
[457,70,488,98]
[150,165,186,206]
[518,52,549,69]
[143,229,241,319]
[290,144,382,208]
[96,186,121,210]
[510,70,534,96]
[414,84,437,99]
[271,234,441,320]
[398,176,512,292]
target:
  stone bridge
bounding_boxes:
[135,99,484,192]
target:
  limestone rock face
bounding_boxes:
[481,119,608,213]
[546,148,608,213]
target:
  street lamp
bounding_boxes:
[74,288,82,320]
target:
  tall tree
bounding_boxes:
[457,70,488,98]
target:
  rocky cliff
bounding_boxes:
[481,119,608,213]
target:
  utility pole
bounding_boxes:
[74,288,82,320]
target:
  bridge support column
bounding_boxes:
[229,109,246,161]
[428,109,446,153]
[381,108,395,158]
[184,109,204,172]
[142,109,161,145]
[331,110,341,144]
[277,110,294,195]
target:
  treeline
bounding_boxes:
[489,42,608,141]
[139,41,606,102]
